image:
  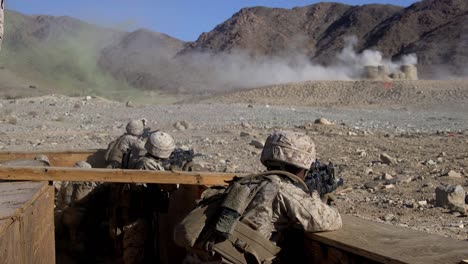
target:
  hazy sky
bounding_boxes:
[8,0,419,41]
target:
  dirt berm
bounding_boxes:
[201,80,468,108]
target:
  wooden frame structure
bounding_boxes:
[1,150,468,264]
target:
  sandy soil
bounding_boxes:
[1,80,467,241]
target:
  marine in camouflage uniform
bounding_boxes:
[175,131,342,264]
[105,119,148,169]
[55,161,98,254]
[111,131,176,264]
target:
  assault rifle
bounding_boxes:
[141,127,159,139]
[164,148,203,170]
[305,159,344,197]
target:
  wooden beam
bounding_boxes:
[305,215,468,264]
[0,150,104,167]
[0,166,238,185]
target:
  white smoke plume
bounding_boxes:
[173,35,418,93]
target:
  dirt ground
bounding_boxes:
[1,80,467,241]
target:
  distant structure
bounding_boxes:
[364,64,418,80]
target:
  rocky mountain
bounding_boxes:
[98,29,185,91]
[183,0,468,77]
[0,10,185,99]
[0,0,467,99]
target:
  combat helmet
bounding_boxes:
[126,119,146,136]
[73,160,92,169]
[34,155,50,166]
[145,131,175,159]
[260,131,316,170]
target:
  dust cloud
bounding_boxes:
[172,35,418,93]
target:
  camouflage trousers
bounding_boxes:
[121,218,150,264]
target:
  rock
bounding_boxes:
[423,160,437,166]
[435,185,466,214]
[382,173,393,180]
[85,96,92,101]
[417,200,427,206]
[249,140,264,149]
[397,175,413,184]
[364,181,381,191]
[174,122,185,131]
[358,150,368,157]
[224,164,239,173]
[314,118,333,125]
[452,212,462,218]
[364,168,373,175]
[383,184,395,189]
[439,152,447,157]
[441,170,462,179]
[374,173,393,181]
[380,153,396,165]
[241,122,252,129]
[126,100,134,108]
[348,131,358,136]
[447,221,464,228]
[240,131,251,137]
[382,213,396,222]
[173,121,191,131]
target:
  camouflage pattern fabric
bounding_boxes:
[144,131,175,159]
[126,119,145,136]
[133,156,165,171]
[111,157,166,263]
[241,174,342,242]
[261,131,316,170]
[181,173,341,263]
[122,218,150,264]
[107,134,146,168]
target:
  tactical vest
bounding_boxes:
[174,171,308,264]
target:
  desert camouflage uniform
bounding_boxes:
[55,161,100,257]
[113,154,170,263]
[240,175,341,241]
[178,131,342,263]
[133,156,165,171]
[106,119,148,169]
[107,134,146,168]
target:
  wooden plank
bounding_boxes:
[0,181,46,220]
[21,184,55,264]
[0,149,105,167]
[0,166,238,185]
[0,182,54,264]
[0,219,22,264]
[306,215,468,264]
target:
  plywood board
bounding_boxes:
[0,182,55,264]
[307,215,468,264]
[0,181,45,220]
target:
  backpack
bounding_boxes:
[173,171,308,263]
